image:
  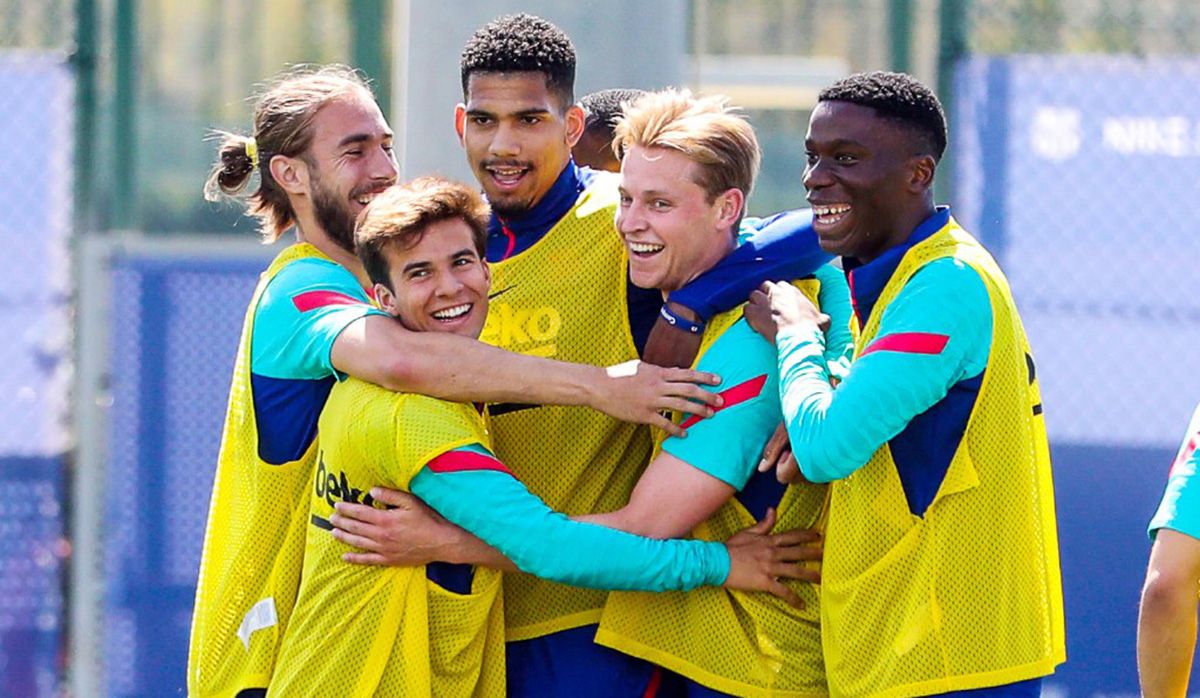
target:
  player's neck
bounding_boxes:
[293,217,371,288]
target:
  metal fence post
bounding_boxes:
[113,0,137,230]
[351,0,391,123]
[72,0,98,237]
[937,0,969,204]
[889,0,914,74]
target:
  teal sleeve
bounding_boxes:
[250,257,387,380]
[778,258,992,482]
[661,319,780,489]
[1149,405,1200,541]
[409,445,731,591]
[813,263,854,380]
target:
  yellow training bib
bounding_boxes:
[187,243,331,697]
[482,173,655,641]
[268,381,505,697]
[599,281,831,698]
[822,221,1065,698]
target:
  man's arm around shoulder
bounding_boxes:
[331,314,722,437]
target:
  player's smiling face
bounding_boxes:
[303,91,398,251]
[617,145,740,293]
[456,72,585,218]
[375,218,491,339]
[803,100,924,263]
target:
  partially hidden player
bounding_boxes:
[268,177,818,697]
[745,71,1065,697]
[574,88,646,172]
[1139,403,1200,698]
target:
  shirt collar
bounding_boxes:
[845,206,951,326]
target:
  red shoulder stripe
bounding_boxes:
[680,374,768,429]
[292,290,365,312]
[860,332,950,358]
[1170,436,1198,477]
[426,451,514,476]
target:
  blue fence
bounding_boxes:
[0,56,72,698]
[955,55,1200,695]
[98,247,268,696]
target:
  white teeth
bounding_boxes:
[432,304,471,320]
[628,241,665,254]
[814,204,851,217]
[356,193,376,205]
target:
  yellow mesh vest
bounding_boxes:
[823,221,1065,698]
[187,243,333,697]
[268,381,505,697]
[598,281,831,698]
[481,173,653,640]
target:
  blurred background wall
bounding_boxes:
[2,0,1199,695]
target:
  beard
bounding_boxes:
[477,158,537,219]
[487,195,534,219]
[310,173,358,254]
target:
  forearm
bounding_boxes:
[777,325,875,481]
[336,317,602,405]
[669,209,829,320]
[577,451,741,541]
[813,263,854,375]
[399,332,603,405]
[1138,576,1198,698]
[414,469,729,591]
[576,508,684,540]
[779,322,962,481]
[505,509,726,591]
[437,522,517,572]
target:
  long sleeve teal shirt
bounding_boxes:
[776,209,993,517]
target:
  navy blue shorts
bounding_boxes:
[506,624,657,697]
[932,677,1044,697]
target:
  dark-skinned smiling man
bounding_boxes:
[746,72,1066,698]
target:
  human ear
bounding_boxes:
[270,154,309,196]
[564,104,586,148]
[374,282,398,315]
[454,104,467,146]
[909,154,936,193]
[716,188,745,229]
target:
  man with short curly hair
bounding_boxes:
[747,71,1066,697]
